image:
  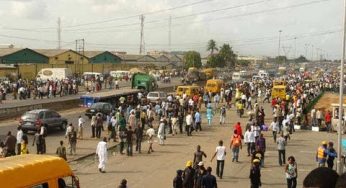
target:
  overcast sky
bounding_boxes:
[0,0,343,59]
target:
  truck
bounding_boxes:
[36,68,72,81]
[131,73,158,91]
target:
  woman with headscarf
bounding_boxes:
[206,103,214,126]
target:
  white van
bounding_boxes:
[109,70,129,79]
[232,72,241,81]
[36,68,72,81]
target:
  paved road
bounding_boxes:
[69,101,343,188]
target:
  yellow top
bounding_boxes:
[0,154,74,187]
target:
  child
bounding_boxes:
[21,134,29,154]
[56,140,67,160]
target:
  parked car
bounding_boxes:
[19,109,68,133]
[85,102,113,119]
[146,92,167,103]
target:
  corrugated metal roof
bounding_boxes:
[115,54,145,61]
[83,51,104,58]
[34,49,70,57]
[0,48,23,57]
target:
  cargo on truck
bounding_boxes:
[131,73,158,91]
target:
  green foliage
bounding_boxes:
[237,60,251,67]
[207,39,218,55]
[219,44,237,69]
[295,55,308,63]
[183,51,202,68]
[207,54,225,68]
[275,56,287,64]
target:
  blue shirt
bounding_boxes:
[195,112,201,123]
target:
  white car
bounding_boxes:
[146,92,167,102]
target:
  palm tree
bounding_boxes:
[219,44,237,68]
[207,39,218,55]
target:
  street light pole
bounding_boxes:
[337,0,346,175]
[278,30,282,56]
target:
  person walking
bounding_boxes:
[146,125,155,154]
[96,137,108,173]
[285,156,298,188]
[183,160,195,188]
[4,131,16,157]
[327,141,337,169]
[158,119,165,145]
[91,114,97,138]
[230,130,242,162]
[126,126,134,156]
[16,126,23,155]
[173,170,183,188]
[255,133,266,167]
[96,113,103,139]
[185,112,193,136]
[195,110,202,131]
[277,133,287,166]
[109,115,117,142]
[135,125,143,153]
[316,141,328,167]
[206,105,214,126]
[193,145,207,167]
[210,140,226,179]
[68,126,77,155]
[249,159,261,188]
[201,167,218,188]
[244,127,255,156]
[270,118,279,143]
[220,105,226,125]
[56,140,67,160]
[20,135,28,155]
[32,129,42,154]
[195,162,207,188]
[77,115,85,139]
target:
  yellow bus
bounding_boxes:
[202,68,216,79]
[176,85,200,98]
[0,154,80,188]
[205,79,224,94]
[271,85,286,100]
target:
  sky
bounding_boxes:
[0,0,343,59]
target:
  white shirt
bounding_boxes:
[244,130,255,143]
[251,125,261,138]
[78,117,85,127]
[16,130,23,144]
[270,121,279,132]
[186,114,193,125]
[215,146,226,160]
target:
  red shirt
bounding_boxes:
[325,112,331,123]
[234,124,243,136]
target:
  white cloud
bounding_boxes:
[9,0,48,19]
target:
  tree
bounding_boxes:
[207,54,225,68]
[237,60,251,67]
[295,55,308,63]
[275,56,287,64]
[207,39,218,55]
[219,44,237,69]
[183,51,202,68]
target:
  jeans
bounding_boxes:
[287,177,297,188]
[91,125,95,138]
[216,160,225,178]
[220,115,225,124]
[195,122,202,131]
[278,150,286,166]
[127,142,133,156]
[247,143,255,156]
[232,147,240,162]
[186,125,191,136]
[96,126,102,138]
[136,138,142,152]
[272,131,277,142]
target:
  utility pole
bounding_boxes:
[168,15,172,52]
[282,46,291,64]
[139,15,145,55]
[294,37,297,59]
[75,39,85,74]
[57,17,61,49]
[311,44,314,61]
[337,0,346,175]
[305,43,309,59]
[278,30,282,56]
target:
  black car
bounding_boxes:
[19,109,68,133]
[85,102,113,119]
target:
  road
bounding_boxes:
[68,101,342,188]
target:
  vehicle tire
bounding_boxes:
[60,122,67,131]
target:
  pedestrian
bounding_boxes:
[277,133,287,166]
[233,122,243,138]
[219,105,226,125]
[118,179,128,188]
[210,140,226,179]
[32,129,42,154]
[158,119,165,145]
[230,130,242,162]
[185,112,193,136]
[255,133,266,167]
[68,126,77,155]
[173,170,183,188]
[126,126,134,156]
[91,114,97,138]
[16,126,23,155]
[96,137,108,173]
[4,131,16,157]
[193,145,207,167]
[96,113,103,138]
[146,125,155,154]
[135,125,143,153]
[269,118,279,143]
[325,110,332,132]
[39,125,47,154]
[109,114,117,142]
[195,109,202,131]
[316,141,328,167]
[20,134,28,155]
[244,127,255,156]
[326,141,337,169]
[201,167,218,188]
[56,140,67,160]
[171,115,178,135]
[249,159,261,188]
[285,156,298,188]
[206,105,214,126]
[77,115,85,139]
[183,160,195,188]
[195,162,207,188]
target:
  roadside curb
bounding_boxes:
[68,143,119,163]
